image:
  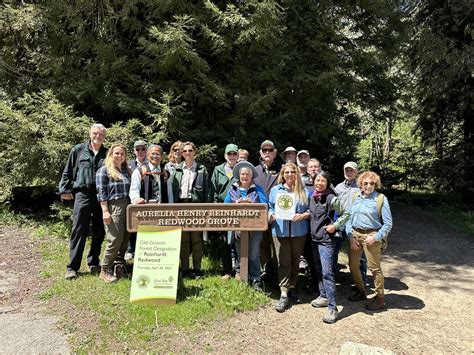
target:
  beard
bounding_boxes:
[298,162,307,168]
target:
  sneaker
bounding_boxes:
[348,289,367,302]
[65,269,77,280]
[114,264,127,279]
[124,252,134,262]
[221,274,231,281]
[193,269,204,279]
[275,296,289,313]
[251,280,263,292]
[366,296,386,311]
[311,296,329,308]
[89,265,101,275]
[99,267,117,283]
[288,288,302,304]
[323,308,339,324]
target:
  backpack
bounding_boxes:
[352,192,388,250]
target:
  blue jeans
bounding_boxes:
[236,231,263,282]
[312,241,337,310]
[334,230,367,285]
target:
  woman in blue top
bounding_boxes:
[224,161,267,291]
[309,171,349,324]
[346,171,393,311]
[268,163,310,313]
[96,144,132,283]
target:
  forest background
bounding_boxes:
[0,0,472,204]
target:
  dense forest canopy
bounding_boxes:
[0,0,472,200]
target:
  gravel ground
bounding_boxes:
[1,203,473,353]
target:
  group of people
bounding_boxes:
[59,123,393,324]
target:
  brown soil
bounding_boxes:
[1,203,473,353]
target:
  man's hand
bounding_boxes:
[61,193,74,201]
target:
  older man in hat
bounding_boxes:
[334,161,367,286]
[281,146,297,164]
[254,140,282,282]
[211,143,240,279]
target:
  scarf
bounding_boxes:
[312,188,332,201]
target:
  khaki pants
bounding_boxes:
[273,236,306,293]
[348,230,384,296]
[180,231,203,271]
[101,199,129,269]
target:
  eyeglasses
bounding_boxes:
[182,149,194,153]
[173,148,181,152]
[262,148,274,153]
[135,147,146,152]
[363,181,375,186]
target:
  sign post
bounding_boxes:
[127,203,268,287]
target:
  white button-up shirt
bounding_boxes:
[179,161,197,199]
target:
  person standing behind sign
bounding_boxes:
[309,171,349,323]
[224,161,267,291]
[59,123,108,280]
[169,141,211,279]
[96,144,132,283]
[211,143,239,280]
[164,140,183,175]
[268,163,310,313]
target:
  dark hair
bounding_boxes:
[316,170,331,186]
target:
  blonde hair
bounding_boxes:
[168,140,183,164]
[278,163,307,201]
[104,144,130,181]
[357,171,382,190]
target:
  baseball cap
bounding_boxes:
[260,140,275,149]
[225,143,239,154]
[133,140,147,148]
[282,146,297,154]
[344,161,358,170]
[297,150,310,156]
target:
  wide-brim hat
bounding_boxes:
[232,161,259,180]
[282,146,297,155]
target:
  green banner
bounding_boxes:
[130,226,181,305]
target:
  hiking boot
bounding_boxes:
[221,274,231,281]
[251,280,263,292]
[182,269,193,279]
[100,267,117,283]
[323,307,339,324]
[89,265,101,275]
[235,273,241,281]
[288,288,302,304]
[275,296,289,313]
[65,269,77,280]
[311,296,329,308]
[114,264,127,279]
[348,289,367,302]
[366,296,386,311]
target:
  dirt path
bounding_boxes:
[1,204,473,353]
[170,203,474,353]
[0,227,70,353]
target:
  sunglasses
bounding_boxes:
[227,152,238,156]
[363,181,375,186]
[135,147,146,151]
[262,148,274,153]
[173,148,181,152]
[284,170,297,174]
[182,149,194,153]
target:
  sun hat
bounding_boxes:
[232,161,259,180]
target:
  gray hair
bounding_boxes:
[147,144,163,154]
[90,123,106,133]
[239,167,253,177]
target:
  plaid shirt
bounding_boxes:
[96,166,131,202]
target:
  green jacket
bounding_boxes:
[170,161,211,203]
[211,163,236,203]
[58,141,108,193]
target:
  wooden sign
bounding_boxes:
[127,203,268,232]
